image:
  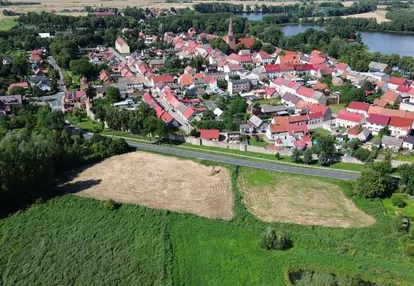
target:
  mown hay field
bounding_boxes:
[238,168,375,227]
[64,152,234,220]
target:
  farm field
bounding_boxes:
[1,159,414,284]
[64,152,234,220]
[342,10,390,23]
[0,18,18,31]
[3,0,355,14]
[238,168,374,227]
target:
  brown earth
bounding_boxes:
[63,152,234,220]
[342,10,390,23]
[238,169,375,228]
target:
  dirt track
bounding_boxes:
[65,152,234,220]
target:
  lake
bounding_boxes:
[242,14,414,57]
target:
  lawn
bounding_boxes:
[0,18,18,31]
[102,130,150,141]
[67,113,103,132]
[329,103,346,114]
[1,163,414,285]
[396,154,414,163]
[383,195,414,219]
[256,97,281,106]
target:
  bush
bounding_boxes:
[260,227,291,251]
[391,193,407,208]
[104,199,119,210]
[407,243,414,257]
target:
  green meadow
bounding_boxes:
[1,163,413,285]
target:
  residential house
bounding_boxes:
[381,91,402,105]
[199,129,220,141]
[276,52,300,65]
[388,116,413,138]
[346,101,370,117]
[228,78,250,94]
[178,73,194,86]
[281,92,301,108]
[308,104,332,121]
[8,82,28,94]
[296,86,327,105]
[30,75,52,91]
[335,63,350,74]
[240,115,265,133]
[115,37,130,54]
[335,110,365,128]
[117,77,145,92]
[387,77,408,91]
[371,72,389,83]
[403,135,414,150]
[227,53,252,65]
[369,61,390,73]
[0,95,23,114]
[152,75,174,86]
[254,51,273,64]
[381,135,403,151]
[364,113,390,135]
[347,126,371,142]
[260,104,288,116]
[149,59,165,69]
[99,70,113,84]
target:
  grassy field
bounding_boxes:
[0,19,18,31]
[383,195,414,219]
[237,168,374,227]
[329,103,346,114]
[0,196,171,285]
[67,113,103,132]
[1,158,414,285]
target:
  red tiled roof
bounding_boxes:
[337,110,364,123]
[161,112,174,123]
[389,116,413,128]
[288,115,308,124]
[367,113,390,125]
[257,51,272,59]
[183,107,195,119]
[336,63,349,70]
[199,129,219,140]
[296,86,314,98]
[347,125,360,136]
[347,101,370,112]
[309,104,329,115]
[397,85,411,93]
[238,38,255,48]
[388,77,407,86]
[153,75,174,84]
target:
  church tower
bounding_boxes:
[224,17,236,47]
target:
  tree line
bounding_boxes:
[0,106,130,211]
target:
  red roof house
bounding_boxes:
[199,129,220,140]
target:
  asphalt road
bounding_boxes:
[123,140,360,181]
[76,126,359,181]
[47,56,67,92]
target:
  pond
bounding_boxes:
[242,14,414,57]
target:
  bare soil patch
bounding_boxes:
[64,152,234,220]
[238,169,375,228]
[343,10,390,23]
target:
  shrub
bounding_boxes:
[391,193,407,208]
[407,243,414,257]
[275,152,281,160]
[104,199,119,210]
[260,227,291,251]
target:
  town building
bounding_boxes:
[115,37,130,54]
